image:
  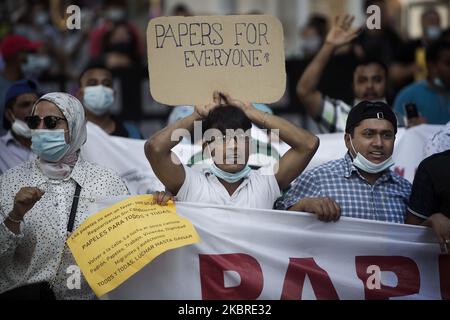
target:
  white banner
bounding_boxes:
[81,122,165,194]
[391,125,443,182]
[89,199,448,300]
[80,123,443,193]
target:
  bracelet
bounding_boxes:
[6,214,22,224]
[262,112,270,129]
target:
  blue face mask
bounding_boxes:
[209,162,252,183]
[83,85,114,116]
[426,26,441,40]
[206,143,251,183]
[349,136,394,174]
[31,129,69,162]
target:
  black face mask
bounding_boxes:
[107,42,135,55]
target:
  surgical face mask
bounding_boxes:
[109,42,135,55]
[209,162,252,183]
[349,136,394,174]
[83,85,114,116]
[301,35,322,55]
[433,77,448,90]
[11,119,32,138]
[206,144,251,183]
[31,129,69,162]
[425,26,441,40]
[21,54,51,76]
[106,8,126,22]
[34,12,49,26]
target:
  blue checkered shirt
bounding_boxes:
[275,154,412,223]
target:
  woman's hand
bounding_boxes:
[11,187,45,220]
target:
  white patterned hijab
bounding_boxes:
[32,92,87,180]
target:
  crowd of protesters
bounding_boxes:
[0,0,449,300]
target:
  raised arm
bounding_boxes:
[297,14,359,119]
[220,93,319,191]
[145,92,220,195]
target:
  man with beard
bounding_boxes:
[297,14,395,133]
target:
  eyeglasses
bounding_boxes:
[26,115,67,129]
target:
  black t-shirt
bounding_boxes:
[393,39,424,92]
[395,39,423,65]
[408,150,450,219]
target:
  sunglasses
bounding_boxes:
[26,115,67,129]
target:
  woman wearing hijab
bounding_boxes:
[0,93,129,299]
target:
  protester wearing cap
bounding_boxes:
[276,101,411,223]
[0,35,42,135]
[0,79,40,174]
[0,92,129,299]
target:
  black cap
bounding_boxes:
[345,101,397,134]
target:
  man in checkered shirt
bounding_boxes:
[275,101,411,224]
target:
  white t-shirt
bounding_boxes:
[176,166,281,209]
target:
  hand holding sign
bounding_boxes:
[194,90,221,118]
[218,91,253,114]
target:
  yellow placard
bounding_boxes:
[66,195,200,297]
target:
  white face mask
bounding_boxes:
[433,77,449,91]
[349,135,394,174]
[11,119,32,138]
[425,26,441,40]
[301,35,322,55]
[21,55,50,78]
[353,98,387,106]
[206,144,251,183]
[83,85,114,116]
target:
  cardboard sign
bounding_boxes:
[147,15,286,106]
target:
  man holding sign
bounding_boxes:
[145,91,318,209]
[145,15,317,208]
